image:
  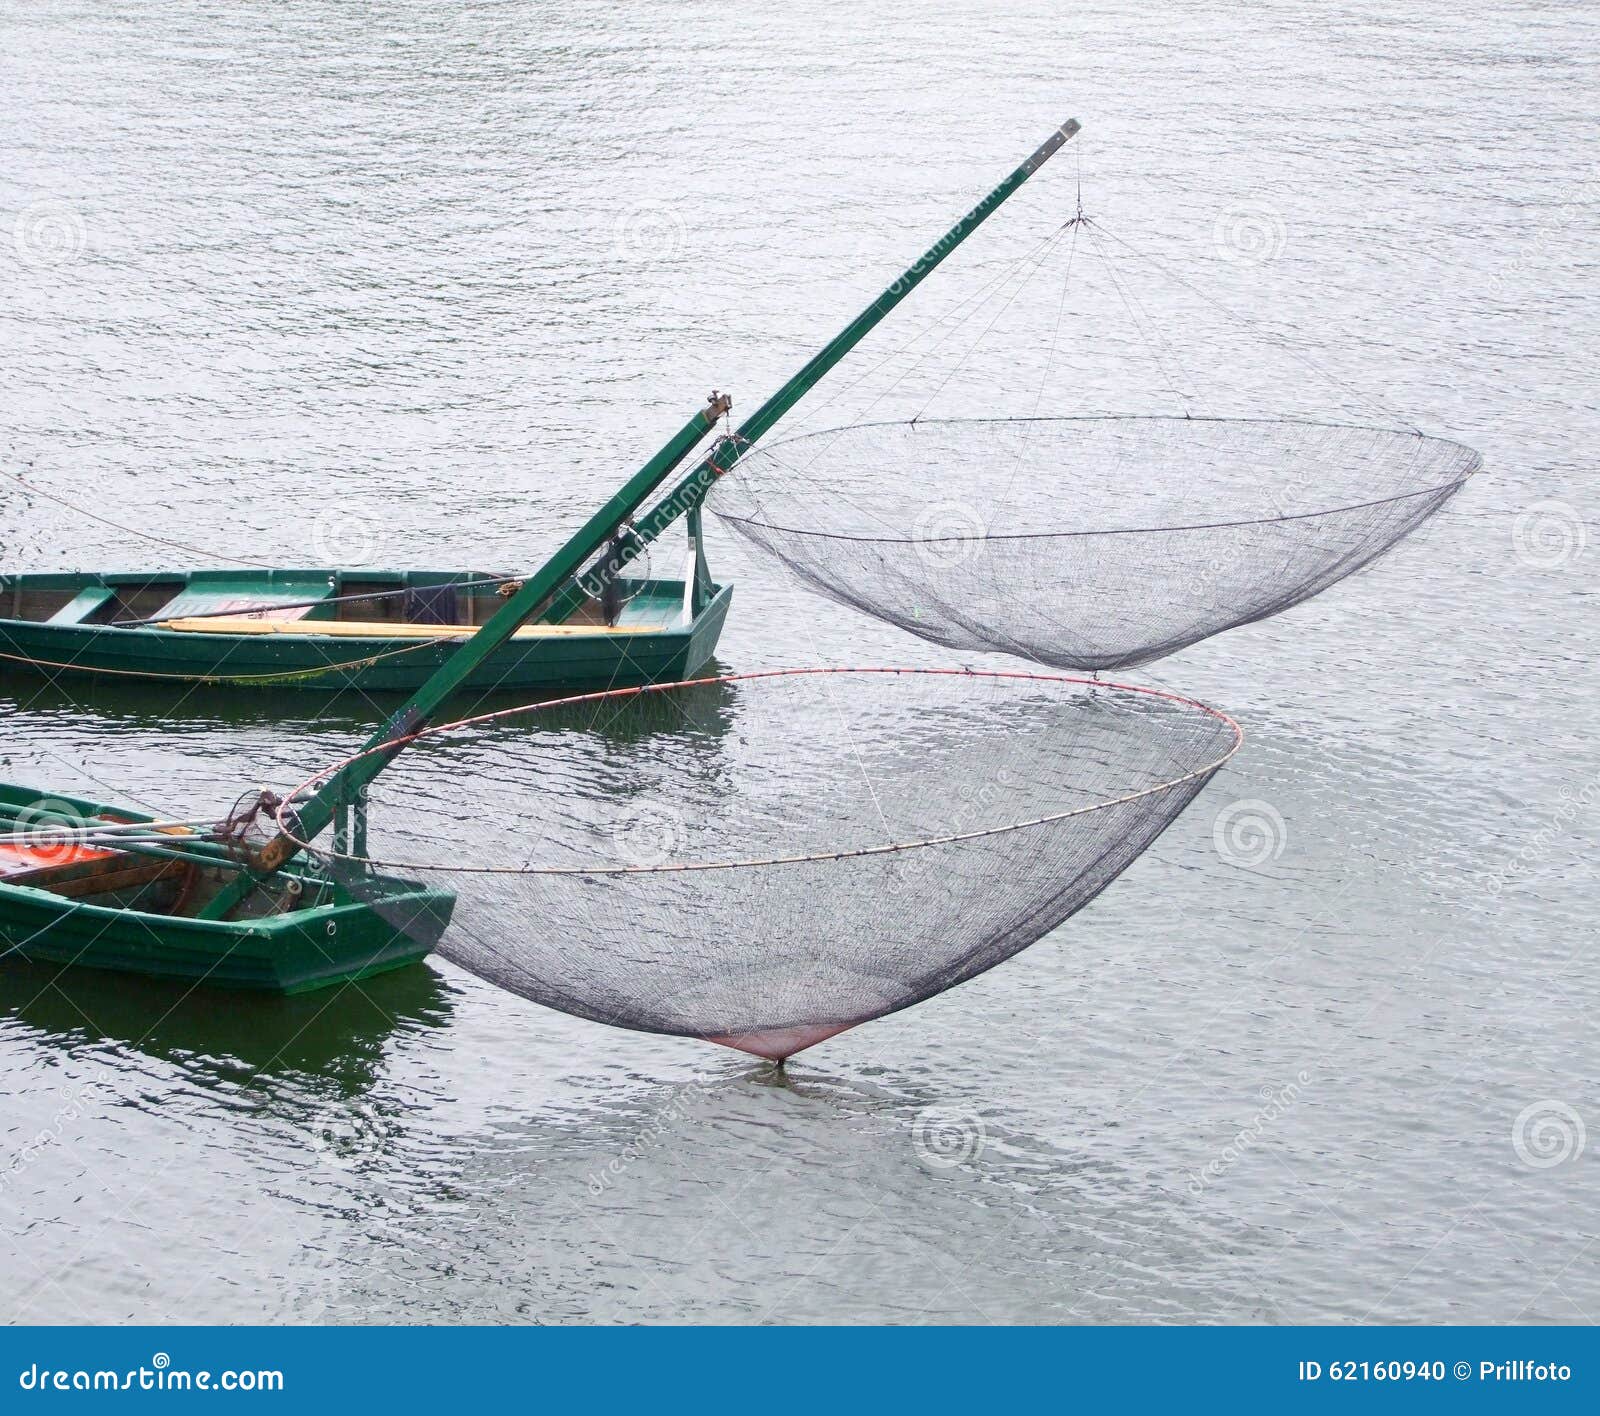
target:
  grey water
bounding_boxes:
[1,0,1596,1323]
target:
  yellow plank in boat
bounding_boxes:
[156,617,659,639]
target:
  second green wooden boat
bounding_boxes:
[0,565,730,694]
[0,784,452,991]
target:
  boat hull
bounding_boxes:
[0,785,453,992]
[0,879,451,991]
[0,571,732,695]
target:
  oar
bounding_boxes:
[0,831,252,874]
[0,817,212,837]
[0,802,251,872]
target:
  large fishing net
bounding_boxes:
[280,669,1240,1059]
[711,417,1479,671]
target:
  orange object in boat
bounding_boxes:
[0,838,116,878]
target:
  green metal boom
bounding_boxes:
[609,119,1082,572]
[199,393,731,917]
[201,116,1081,918]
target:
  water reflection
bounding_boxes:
[0,661,737,738]
[0,677,386,735]
[331,1061,1262,1323]
[0,956,453,1096]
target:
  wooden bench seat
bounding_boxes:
[156,617,658,639]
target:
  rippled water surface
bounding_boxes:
[2,0,1596,1323]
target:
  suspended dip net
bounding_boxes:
[710,417,1480,671]
[278,669,1240,1060]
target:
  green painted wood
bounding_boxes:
[0,576,730,692]
[200,397,730,917]
[155,575,335,620]
[0,783,453,991]
[46,586,115,624]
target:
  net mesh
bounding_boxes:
[282,670,1240,1059]
[711,417,1479,671]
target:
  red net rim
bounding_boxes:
[275,667,1243,876]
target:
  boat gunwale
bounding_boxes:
[0,576,726,643]
[0,871,451,935]
[0,783,448,935]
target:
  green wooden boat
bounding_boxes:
[0,784,452,991]
[0,564,731,693]
[0,118,1082,992]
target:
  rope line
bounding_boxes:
[1087,219,1420,431]
[273,667,1243,876]
[2,468,278,568]
[911,223,1073,423]
[1084,220,1199,411]
[0,635,460,684]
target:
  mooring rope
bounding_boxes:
[1,468,279,568]
[0,635,461,685]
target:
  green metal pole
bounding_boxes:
[202,117,1080,917]
[549,118,1082,617]
[615,119,1081,560]
[199,393,731,918]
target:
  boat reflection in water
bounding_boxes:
[0,658,737,737]
[0,949,454,1098]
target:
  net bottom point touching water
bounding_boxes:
[275,669,1242,1060]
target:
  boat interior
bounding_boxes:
[0,808,336,921]
[0,568,711,638]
